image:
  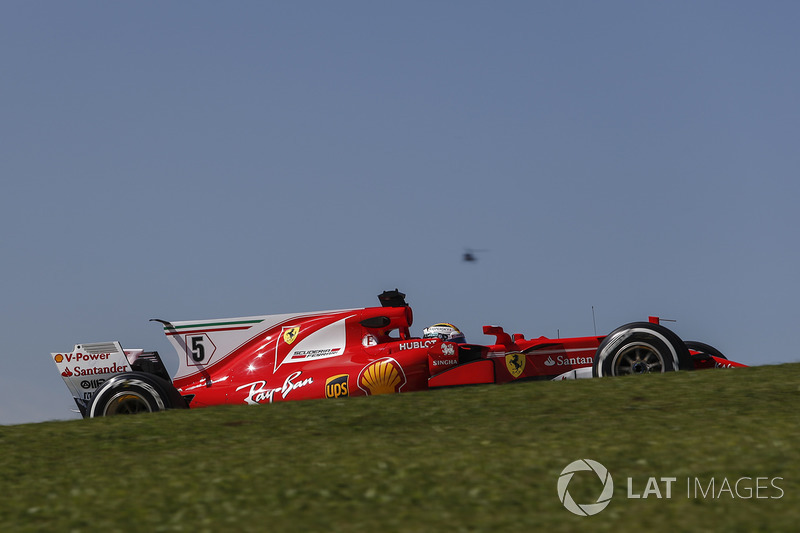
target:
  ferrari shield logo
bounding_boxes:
[283,326,300,345]
[505,352,526,379]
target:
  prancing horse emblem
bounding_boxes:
[283,326,300,345]
[505,352,526,379]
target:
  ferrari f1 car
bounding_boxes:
[51,290,746,418]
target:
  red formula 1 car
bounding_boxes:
[51,290,746,418]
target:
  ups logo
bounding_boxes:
[325,374,349,398]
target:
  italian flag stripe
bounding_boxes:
[165,325,255,336]
[163,319,263,331]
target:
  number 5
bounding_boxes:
[190,336,206,362]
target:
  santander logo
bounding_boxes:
[540,353,593,367]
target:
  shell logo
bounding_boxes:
[358,358,407,395]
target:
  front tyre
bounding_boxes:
[685,341,727,360]
[88,372,186,418]
[592,322,693,377]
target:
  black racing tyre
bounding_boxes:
[88,372,187,418]
[685,341,727,360]
[592,322,693,377]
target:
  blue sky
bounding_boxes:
[2,2,798,424]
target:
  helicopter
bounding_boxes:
[462,248,488,262]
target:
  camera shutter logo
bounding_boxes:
[557,459,614,516]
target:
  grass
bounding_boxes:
[1,363,798,532]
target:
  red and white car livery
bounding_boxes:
[51,290,746,418]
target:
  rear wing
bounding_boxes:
[51,342,169,417]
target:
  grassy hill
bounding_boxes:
[1,364,798,532]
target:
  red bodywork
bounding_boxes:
[161,293,745,409]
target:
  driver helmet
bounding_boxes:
[422,323,466,344]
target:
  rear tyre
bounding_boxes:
[592,322,693,377]
[88,372,186,418]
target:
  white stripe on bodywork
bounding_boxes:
[552,367,594,380]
